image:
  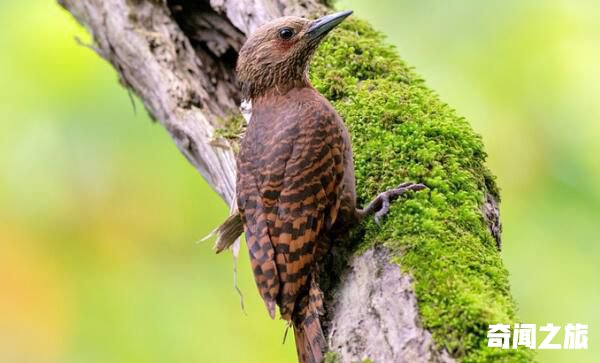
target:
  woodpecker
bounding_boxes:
[234,11,425,363]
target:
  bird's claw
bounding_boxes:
[373,193,390,225]
[396,182,427,191]
[372,182,427,224]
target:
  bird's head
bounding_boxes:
[236,10,353,100]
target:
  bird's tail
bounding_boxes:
[293,275,326,363]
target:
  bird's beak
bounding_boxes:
[306,10,353,40]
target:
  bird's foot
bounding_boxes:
[358,182,427,225]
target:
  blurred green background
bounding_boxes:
[0,1,597,362]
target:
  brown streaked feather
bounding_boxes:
[237,181,280,318]
[211,213,244,254]
[293,279,326,363]
[272,131,344,320]
[236,88,345,324]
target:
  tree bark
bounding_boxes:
[57,1,529,362]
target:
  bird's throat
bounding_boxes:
[244,74,311,102]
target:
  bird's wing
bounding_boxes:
[237,143,282,318]
[237,101,345,320]
[272,113,345,320]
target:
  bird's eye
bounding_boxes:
[278,27,295,40]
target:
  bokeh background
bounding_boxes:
[1,1,598,362]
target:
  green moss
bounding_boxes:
[323,351,341,363]
[310,19,533,362]
[212,113,247,153]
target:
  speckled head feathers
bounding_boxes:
[236,11,353,100]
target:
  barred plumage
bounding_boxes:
[237,87,349,327]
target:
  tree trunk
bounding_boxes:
[57,1,531,362]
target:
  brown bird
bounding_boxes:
[233,11,425,363]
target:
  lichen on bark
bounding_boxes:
[310,19,533,362]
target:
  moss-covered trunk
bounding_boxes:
[311,20,532,363]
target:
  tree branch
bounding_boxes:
[57,1,530,362]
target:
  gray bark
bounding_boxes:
[57,1,452,362]
[328,247,454,363]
